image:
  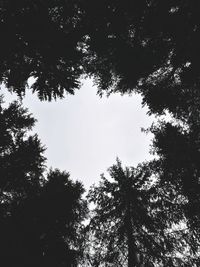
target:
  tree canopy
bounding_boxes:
[1,0,200,112]
[0,99,88,267]
[86,160,194,266]
[1,2,200,266]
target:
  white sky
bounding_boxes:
[1,79,155,189]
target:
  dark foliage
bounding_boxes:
[1,0,200,112]
[0,0,85,100]
[148,120,200,259]
[1,1,200,265]
[0,100,88,267]
[0,97,45,197]
[86,160,192,266]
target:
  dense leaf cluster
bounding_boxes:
[0,100,87,267]
[85,160,195,266]
[0,1,200,107]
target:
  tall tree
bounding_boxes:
[11,169,88,267]
[148,121,200,263]
[0,99,88,267]
[0,97,45,200]
[86,160,190,266]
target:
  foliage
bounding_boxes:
[1,1,200,265]
[148,119,200,258]
[0,99,88,267]
[0,97,45,199]
[86,159,192,266]
[1,0,200,111]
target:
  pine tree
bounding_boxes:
[0,98,88,267]
[86,159,191,266]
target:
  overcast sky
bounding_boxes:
[2,78,155,189]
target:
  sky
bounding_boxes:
[2,78,155,189]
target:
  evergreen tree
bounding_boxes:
[0,97,45,201]
[0,99,88,267]
[148,121,200,264]
[86,160,191,266]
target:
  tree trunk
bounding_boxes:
[126,203,139,267]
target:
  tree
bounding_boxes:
[0,0,85,100]
[0,96,45,200]
[0,98,88,267]
[1,0,200,110]
[11,169,88,267]
[148,121,200,263]
[86,159,191,267]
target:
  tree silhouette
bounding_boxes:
[37,169,88,267]
[86,159,191,266]
[0,97,45,199]
[0,99,88,267]
[1,0,200,108]
[148,121,200,263]
[0,0,85,100]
